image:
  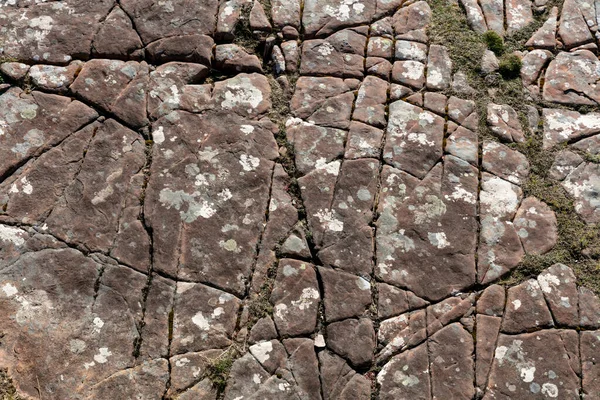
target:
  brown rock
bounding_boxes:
[502,279,553,333]
[514,197,558,255]
[319,267,371,322]
[326,318,375,368]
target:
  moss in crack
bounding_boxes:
[0,369,23,400]
[207,347,239,393]
[233,5,262,55]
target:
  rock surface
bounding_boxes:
[0,0,599,399]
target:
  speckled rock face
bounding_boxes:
[0,0,600,399]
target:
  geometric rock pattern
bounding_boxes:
[0,0,597,399]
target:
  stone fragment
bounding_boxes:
[0,62,30,81]
[168,349,221,394]
[300,30,366,78]
[223,353,270,400]
[377,343,430,400]
[319,267,371,322]
[559,0,594,48]
[250,0,272,31]
[249,339,288,374]
[514,197,558,255]
[145,35,214,66]
[87,360,169,400]
[177,379,217,400]
[481,0,504,34]
[367,37,394,59]
[459,0,488,33]
[481,50,500,74]
[272,0,301,30]
[283,338,322,400]
[525,7,558,49]
[478,173,524,284]
[582,331,600,398]
[482,141,530,185]
[487,103,526,142]
[477,284,506,316]
[378,310,427,359]
[377,283,428,319]
[352,75,388,127]
[542,108,600,148]
[476,314,502,389]
[30,62,81,92]
[502,279,553,333]
[249,316,278,344]
[537,264,578,326]
[286,120,346,175]
[549,150,584,180]
[391,60,425,89]
[302,0,375,37]
[446,127,478,165]
[506,0,533,34]
[270,259,320,336]
[452,71,477,95]
[366,57,393,79]
[71,60,149,128]
[579,287,600,328]
[383,100,444,178]
[345,121,384,159]
[215,44,263,73]
[486,331,581,399]
[429,323,475,399]
[394,40,428,63]
[562,162,600,223]
[92,6,143,59]
[543,50,600,105]
[281,41,300,73]
[326,318,375,368]
[426,45,452,90]
[319,351,371,400]
[280,228,311,259]
[520,49,552,92]
[171,282,240,354]
[392,1,432,41]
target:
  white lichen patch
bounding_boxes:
[0,224,26,246]
[249,341,273,364]
[314,209,344,231]
[428,232,450,249]
[1,283,18,297]
[239,154,261,172]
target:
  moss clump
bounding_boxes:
[0,369,22,400]
[483,30,504,55]
[207,348,239,393]
[498,54,522,79]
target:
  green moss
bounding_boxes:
[0,369,22,400]
[483,30,504,55]
[207,349,238,393]
[498,54,522,79]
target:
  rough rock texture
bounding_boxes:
[0,0,599,399]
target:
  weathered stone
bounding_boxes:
[521,50,552,93]
[486,331,581,399]
[249,339,288,374]
[393,1,432,40]
[452,71,477,95]
[345,121,384,159]
[378,343,430,400]
[514,197,558,255]
[542,108,600,149]
[537,264,578,327]
[169,349,222,394]
[579,287,600,328]
[525,7,558,49]
[367,37,393,59]
[215,44,263,73]
[476,314,502,389]
[281,41,300,73]
[377,156,478,301]
[487,103,526,142]
[429,323,475,399]
[286,120,346,175]
[391,60,426,89]
[366,57,393,79]
[426,45,452,91]
[383,100,444,178]
[482,141,530,185]
[300,30,366,78]
[481,0,504,34]
[249,316,278,344]
[581,331,600,398]
[319,267,371,322]
[506,0,533,34]
[250,0,272,31]
[272,0,301,29]
[378,310,427,359]
[280,228,311,259]
[145,35,214,66]
[550,150,584,180]
[459,0,488,33]
[353,75,388,127]
[377,283,428,319]
[562,162,600,223]
[326,318,375,367]
[477,284,506,316]
[302,0,375,38]
[177,379,218,400]
[0,62,30,81]
[319,351,371,400]
[559,0,594,49]
[502,279,553,333]
[270,259,320,336]
[171,282,240,354]
[283,338,322,400]
[92,6,143,59]
[446,127,478,165]
[543,50,600,105]
[481,50,500,74]
[223,353,270,400]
